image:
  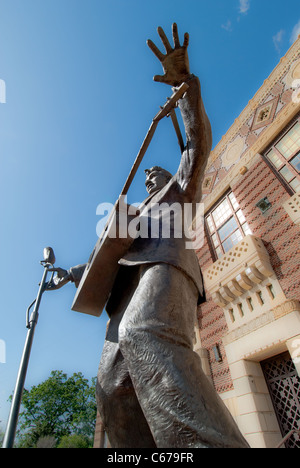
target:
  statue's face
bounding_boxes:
[145,170,168,194]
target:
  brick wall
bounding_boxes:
[231,157,300,300]
[197,237,234,393]
[197,155,300,394]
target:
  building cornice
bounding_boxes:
[222,300,300,346]
[207,35,300,170]
[203,98,300,212]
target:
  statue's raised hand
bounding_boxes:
[147,23,190,86]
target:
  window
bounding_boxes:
[205,191,252,259]
[265,119,300,193]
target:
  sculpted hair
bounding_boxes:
[144,166,173,181]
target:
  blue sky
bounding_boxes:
[0,0,300,432]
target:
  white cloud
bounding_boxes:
[221,20,233,32]
[273,29,285,53]
[222,1,250,33]
[239,0,250,14]
[290,19,300,44]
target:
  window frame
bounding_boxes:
[263,116,300,194]
[205,190,252,260]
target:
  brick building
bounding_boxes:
[193,34,300,448]
[94,35,300,449]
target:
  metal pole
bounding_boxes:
[2,265,49,448]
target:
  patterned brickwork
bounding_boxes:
[197,156,300,394]
[203,49,300,199]
[196,298,234,393]
[197,236,234,393]
[231,157,300,300]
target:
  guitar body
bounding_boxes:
[72,202,138,316]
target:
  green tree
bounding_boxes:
[57,434,91,448]
[15,370,96,447]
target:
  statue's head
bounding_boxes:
[144,166,173,194]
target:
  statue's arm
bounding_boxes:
[68,264,87,287]
[46,264,87,290]
[176,75,212,202]
[147,24,212,202]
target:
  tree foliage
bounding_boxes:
[57,434,91,448]
[16,370,96,447]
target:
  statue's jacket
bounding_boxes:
[118,75,211,302]
[118,180,205,299]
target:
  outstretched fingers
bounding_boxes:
[157,26,172,53]
[147,24,190,85]
[183,32,189,49]
[147,24,189,60]
[147,39,164,62]
[172,23,180,48]
[153,74,165,83]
